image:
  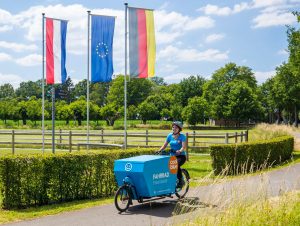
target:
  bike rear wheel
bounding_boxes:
[175,169,190,199]
[114,185,131,212]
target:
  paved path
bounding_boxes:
[3,161,300,226]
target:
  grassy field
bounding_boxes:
[0,123,298,224]
[0,150,299,224]
[183,191,300,226]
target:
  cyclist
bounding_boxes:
[158,121,187,188]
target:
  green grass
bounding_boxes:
[0,153,211,224]
[185,191,300,226]
[0,152,299,224]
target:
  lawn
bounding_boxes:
[184,191,300,226]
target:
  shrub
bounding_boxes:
[210,136,294,175]
[0,148,154,209]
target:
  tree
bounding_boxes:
[73,79,87,99]
[106,75,124,108]
[127,78,154,106]
[182,96,208,126]
[177,75,206,105]
[137,101,158,124]
[56,77,75,103]
[203,63,258,120]
[286,12,300,126]
[150,77,167,86]
[223,81,263,126]
[56,101,72,125]
[18,101,28,125]
[26,97,42,126]
[0,100,11,124]
[100,103,121,126]
[0,83,15,99]
[90,82,110,106]
[69,98,87,126]
[16,81,41,99]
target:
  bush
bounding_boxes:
[210,136,294,175]
[0,148,154,209]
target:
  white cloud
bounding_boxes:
[0,52,12,61]
[0,73,24,88]
[205,33,225,43]
[199,4,232,16]
[254,70,275,83]
[163,73,190,83]
[198,3,250,16]
[159,64,178,73]
[0,8,17,32]
[15,54,42,66]
[0,25,13,32]
[252,0,286,8]
[158,45,229,62]
[0,41,38,52]
[183,16,215,30]
[155,10,214,44]
[252,10,296,28]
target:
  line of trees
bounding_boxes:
[0,12,299,127]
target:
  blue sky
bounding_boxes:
[0,0,299,88]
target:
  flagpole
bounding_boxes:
[124,3,128,149]
[42,13,45,154]
[52,85,55,154]
[87,10,91,148]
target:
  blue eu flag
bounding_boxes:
[91,15,115,83]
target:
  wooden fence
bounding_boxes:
[0,129,248,154]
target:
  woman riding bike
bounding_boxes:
[158,121,187,188]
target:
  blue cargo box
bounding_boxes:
[114,155,178,197]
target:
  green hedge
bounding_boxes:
[0,148,154,209]
[210,136,294,175]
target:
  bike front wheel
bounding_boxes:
[175,169,190,199]
[114,185,131,212]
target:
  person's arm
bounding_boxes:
[158,140,168,152]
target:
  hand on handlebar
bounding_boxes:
[155,150,162,155]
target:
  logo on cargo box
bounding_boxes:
[125,163,132,171]
[168,156,178,174]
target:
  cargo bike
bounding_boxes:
[113,154,190,212]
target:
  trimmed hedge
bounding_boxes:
[0,148,154,209]
[210,136,294,175]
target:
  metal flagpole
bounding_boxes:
[87,11,91,147]
[42,13,45,153]
[124,3,128,149]
[52,85,55,154]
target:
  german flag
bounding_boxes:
[128,7,156,78]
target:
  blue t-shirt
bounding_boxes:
[166,133,186,156]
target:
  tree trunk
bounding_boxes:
[293,106,298,127]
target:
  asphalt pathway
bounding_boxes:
[3,160,300,226]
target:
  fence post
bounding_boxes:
[235,132,238,143]
[12,130,15,155]
[59,129,62,145]
[69,130,72,153]
[186,132,189,161]
[193,130,196,147]
[225,133,229,144]
[101,129,104,143]
[146,130,148,146]
[245,130,248,142]
[241,131,244,142]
